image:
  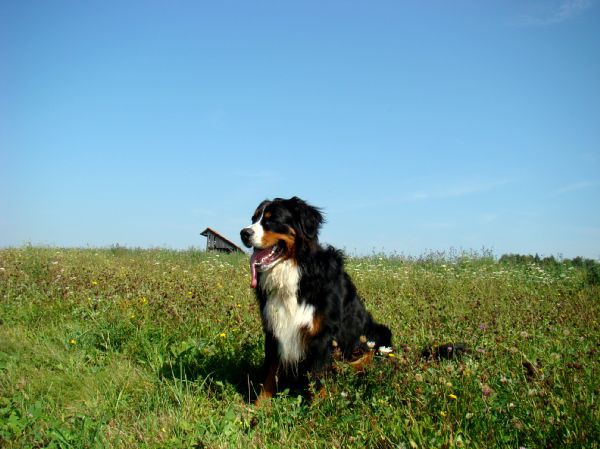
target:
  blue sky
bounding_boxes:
[2,1,599,258]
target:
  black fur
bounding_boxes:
[241,197,392,398]
[421,342,470,360]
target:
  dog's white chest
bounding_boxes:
[260,260,315,367]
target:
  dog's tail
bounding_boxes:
[421,342,470,360]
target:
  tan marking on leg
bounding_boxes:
[255,361,278,406]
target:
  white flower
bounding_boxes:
[378,346,393,354]
[367,341,376,349]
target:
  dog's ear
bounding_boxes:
[252,200,271,222]
[288,197,324,241]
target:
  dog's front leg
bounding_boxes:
[256,333,279,404]
[256,360,278,403]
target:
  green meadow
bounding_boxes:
[0,247,598,448]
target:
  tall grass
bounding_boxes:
[1,247,598,448]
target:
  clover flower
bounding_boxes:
[482,384,493,397]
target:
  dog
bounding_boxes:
[240,196,392,401]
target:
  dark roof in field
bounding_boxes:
[200,227,245,253]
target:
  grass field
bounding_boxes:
[1,246,598,448]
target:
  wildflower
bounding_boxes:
[449,393,457,400]
[440,410,447,417]
[130,313,136,319]
[482,384,493,397]
[140,296,148,305]
[388,353,396,358]
[367,341,376,349]
[69,339,77,345]
[219,333,226,338]
[378,346,393,354]
[91,280,98,286]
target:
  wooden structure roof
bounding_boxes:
[200,227,245,253]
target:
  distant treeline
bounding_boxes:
[499,253,600,286]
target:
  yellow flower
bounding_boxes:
[440,410,447,417]
[388,353,396,358]
[449,394,457,400]
[130,313,136,319]
[140,296,148,305]
[69,339,77,345]
[91,280,98,286]
[219,333,226,338]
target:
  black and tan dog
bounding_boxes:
[241,196,392,401]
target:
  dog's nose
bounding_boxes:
[240,228,254,247]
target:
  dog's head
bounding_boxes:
[240,196,324,288]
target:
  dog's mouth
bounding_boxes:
[249,243,286,288]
